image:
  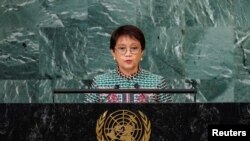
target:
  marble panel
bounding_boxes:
[0,29,39,79]
[39,0,88,27]
[39,27,88,80]
[235,79,250,102]
[183,26,234,79]
[234,28,250,79]
[0,80,39,103]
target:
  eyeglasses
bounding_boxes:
[115,47,141,55]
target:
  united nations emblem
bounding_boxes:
[96,110,151,141]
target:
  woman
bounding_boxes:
[85,25,172,103]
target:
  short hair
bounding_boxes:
[110,25,145,51]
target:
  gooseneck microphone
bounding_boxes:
[134,83,140,89]
[114,84,120,89]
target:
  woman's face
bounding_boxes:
[111,35,143,75]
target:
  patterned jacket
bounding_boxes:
[85,68,172,103]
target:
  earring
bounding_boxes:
[140,57,143,61]
[113,57,116,60]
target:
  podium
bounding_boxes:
[1,88,249,140]
[1,103,249,141]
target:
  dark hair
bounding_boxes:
[110,25,145,51]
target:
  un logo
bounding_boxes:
[96,110,151,141]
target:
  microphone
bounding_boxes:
[134,83,140,89]
[114,85,120,89]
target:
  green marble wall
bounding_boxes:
[0,0,249,103]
